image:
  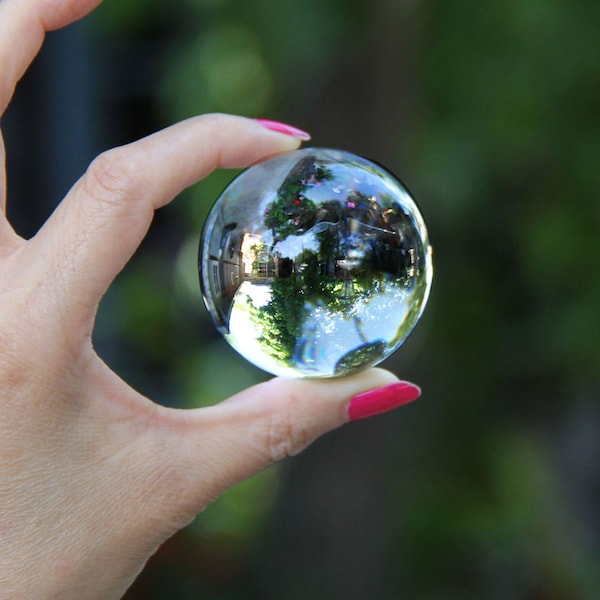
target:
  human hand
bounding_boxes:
[0,1,420,598]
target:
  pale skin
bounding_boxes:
[0,1,409,598]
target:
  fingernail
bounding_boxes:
[256,118,311,141]
[347,382,421,422]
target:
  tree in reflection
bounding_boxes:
[264,156,333,242]
[246,237,416,368]
[244,275,304,364]
[245,158,421,368]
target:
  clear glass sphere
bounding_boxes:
[199,148,433,378]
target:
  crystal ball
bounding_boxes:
[199,148,433,379]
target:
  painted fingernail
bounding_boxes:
[347,382,421,422]
[256,118,311,141]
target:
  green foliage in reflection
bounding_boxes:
[263,157,331,241]
[247,276,304,364]
[248,156,419,367]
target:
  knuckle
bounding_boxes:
[201,112,229,130]
[84,149,142,208]
[265,395,310,463]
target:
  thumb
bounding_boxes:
[167,368,421,513]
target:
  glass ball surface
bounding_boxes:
[199,148,433,379]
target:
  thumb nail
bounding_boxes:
[347,382,421,422]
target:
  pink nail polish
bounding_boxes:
[347,382,421,422]
[256,118,311,141]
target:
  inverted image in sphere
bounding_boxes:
[200,148,433,378]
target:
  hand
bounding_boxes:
[0,1,420,598]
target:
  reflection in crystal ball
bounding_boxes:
[199,148,433,379]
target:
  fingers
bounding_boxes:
[163,368,419,515]
[29,114,305,326]
[0,0,101,115]
[0,0,45,241]
[0,1,44,115]
[26,0,102,31]
[0,0,103,244]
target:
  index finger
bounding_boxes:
[28,114,308,331]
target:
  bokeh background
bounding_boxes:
[4,0,600,598]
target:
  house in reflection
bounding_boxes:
[202,212,242,332]
[202,213,278,333]
[241,233,278,279]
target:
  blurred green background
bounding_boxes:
[5,0,600,598]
